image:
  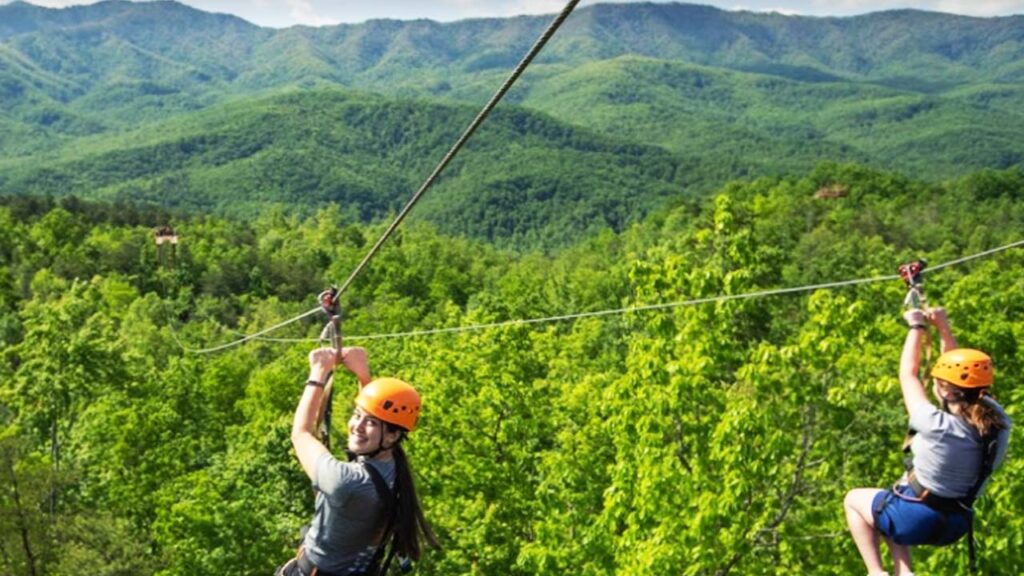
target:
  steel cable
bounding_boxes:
[176,0,581,354]
[229,239,1024,343]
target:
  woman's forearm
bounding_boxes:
[928,307,957,353]
[291,359,333,481]
[293,383,325,438]
[899,311,930,414]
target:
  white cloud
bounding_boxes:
[732,4,805,15]
[17,0,101,6]
[437,0,480,8]
[936,0,1024,16]
[2,0,1021,26]
[515,0,572,13]
[807,0,1024,16]
[286,0,338,26]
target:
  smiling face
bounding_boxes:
[347,407,401,456]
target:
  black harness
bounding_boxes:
[361,460,401,576]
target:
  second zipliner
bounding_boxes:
[843,260,1013,576]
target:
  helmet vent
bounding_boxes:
[383,400,394,410]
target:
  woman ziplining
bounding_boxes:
[264,2,583,573]
[275,345,439,576]
[843,296,1012,575]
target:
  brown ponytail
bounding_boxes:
[960,395,1008,438]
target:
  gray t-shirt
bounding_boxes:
[908,397,1011,498]
[302,452,396,574]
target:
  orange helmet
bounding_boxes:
[356,378,421,432]
[931,348,993,389]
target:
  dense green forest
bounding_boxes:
[1,164,1021,575]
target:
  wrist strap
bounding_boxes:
[306,379,326,388]
[909,324,927,330]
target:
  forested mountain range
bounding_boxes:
[1,88,682,245]
[2,0,1023,244]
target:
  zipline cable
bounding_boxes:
[923,240,1024,272]
[334,0,581,299]
[174,306,324,354]
[176,0,581,355]
[234,238,1024,343]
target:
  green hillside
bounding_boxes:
[519,56,1024,179]
[520,56,875,172]
[0,88,682,246]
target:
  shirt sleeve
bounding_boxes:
[313,452,362,504]
[908,400,949,438]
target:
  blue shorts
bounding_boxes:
[872,483,971,546]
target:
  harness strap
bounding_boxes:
[964,431,1000,574]
[906,471,972,513]
[966,432,1000,502]
[317,288,342,450]
[362,461,399,576]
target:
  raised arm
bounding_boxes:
[898,309,931,416]
[291,346,374,481]
[292,347,336,481]
[927,306,957,353]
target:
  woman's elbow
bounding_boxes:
[291,425,310,449]
[899,368,924,387]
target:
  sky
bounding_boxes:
[3,0,1023,28]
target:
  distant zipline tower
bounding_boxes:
[154,225,178,269]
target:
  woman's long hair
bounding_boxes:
[942,383,1008,437]
[389,438,440,561]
